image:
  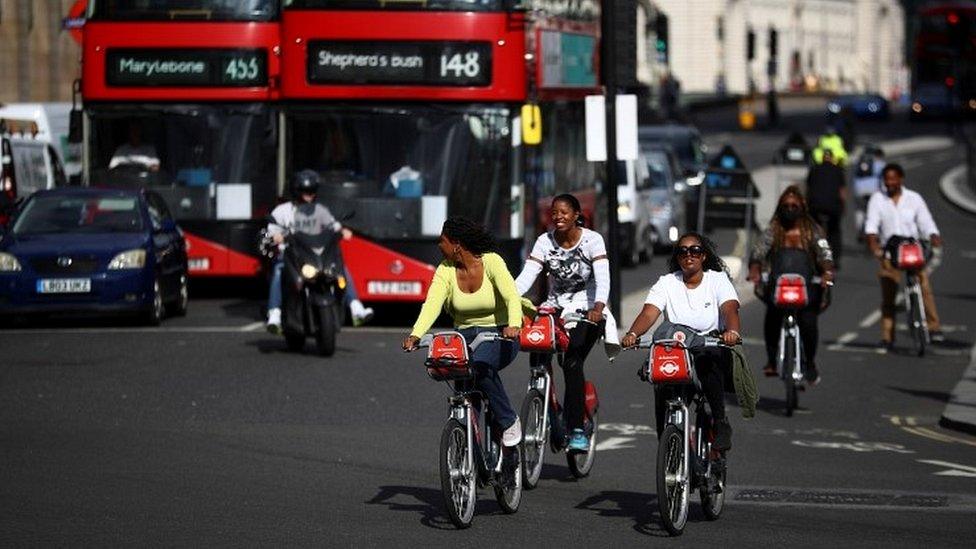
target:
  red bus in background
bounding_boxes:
[281,0,605,303]
[80,0,281,277]
[911,1,976,118]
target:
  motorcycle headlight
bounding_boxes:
[0,252,22,272]
[301,264,319,280]
[337,275,347,290]
[107,249,146,270]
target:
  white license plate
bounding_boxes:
[37,278,91,294]
[188,257,211,271]
[367,280,422,296]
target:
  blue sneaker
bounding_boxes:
[567,429,589,453]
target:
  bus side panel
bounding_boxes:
[340,236,435,303]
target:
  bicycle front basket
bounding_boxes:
[773,274,809,308]
[647,342,695,385]
[425,331,473,381]
[895,241,926,270]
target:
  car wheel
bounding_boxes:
[144,277,164,326]
[170,274,189,317]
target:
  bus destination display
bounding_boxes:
[307,41,492,86]
[106,49,268,87]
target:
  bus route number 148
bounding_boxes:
[440,52,480,79]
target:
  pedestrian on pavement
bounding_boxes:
[806,148,847,268]
[864,163,945,351]
[748,185,834,383]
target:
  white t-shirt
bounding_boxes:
[864,188,939,246]
[645,270,739,334]
[528,228,607,311]
[109,143,160,170]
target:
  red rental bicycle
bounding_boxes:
[409,331,523,529]
[518,308,600,488]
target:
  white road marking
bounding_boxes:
[859,309,882,329]
[599,423,656,436]
[239,321,265,332]
[827,331,858,351]
[918,460,976,478]
[791,440,915,453]
[961,250,976,260]
[594,436,636,451]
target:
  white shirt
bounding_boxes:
[109,143,160,170]
[864,188,939,245]
[522,228,608,311]
[645,270,739,334]
[267,201,341,251]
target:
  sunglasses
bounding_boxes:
[675,245,705,258]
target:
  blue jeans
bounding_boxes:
[267,259,359,312]
[458,326,519,430]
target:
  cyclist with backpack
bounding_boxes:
[514,193,610,453]
[853,146,885,239]
[747,186,834,383]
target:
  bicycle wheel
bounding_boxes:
[520,389,546,489]
[440,418,476,529]
[783,335,797,417]
[656,424,689,536]
[567,410,598,478]
[493,444,522,513]
[699,425,727,520]
[908,291,926,357]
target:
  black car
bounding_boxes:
[638,124,708,182]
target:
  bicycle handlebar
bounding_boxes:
[405,331,507,353]
[625,335,733,350]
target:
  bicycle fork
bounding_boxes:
[904,274,929,340]
[667,402,691,488]
[778,315,803,382]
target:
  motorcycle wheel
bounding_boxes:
[315,305,337,357]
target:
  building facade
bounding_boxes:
[0,0,82,103]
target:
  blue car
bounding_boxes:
[0,187,188,324]
[826,94,890,121]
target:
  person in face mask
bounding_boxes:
[265,170,373,332]
[748,186,835,381]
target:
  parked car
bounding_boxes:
[638,124,707,184]
[0,187,188,324]
[826,93,890,121]
[615,153,654,266]
[643,148,688,251]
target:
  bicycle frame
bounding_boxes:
[449,388,503,484]
[662,385,715,491]
[904,272,929,342]
[778,313,804,384]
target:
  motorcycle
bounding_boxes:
[262,226,346,356]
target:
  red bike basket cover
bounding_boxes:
[520,314,569,352]
[896,242,925,270]
[425,332,472,381]
[648,343,694,385]
[584,381,599,417]
[774,274,808,308]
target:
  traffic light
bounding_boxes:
[655,14,669,63]
[747,29,756,61]
[769,28,778,58]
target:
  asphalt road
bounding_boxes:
[3,105,976,546]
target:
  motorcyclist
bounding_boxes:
[266,170,373,332]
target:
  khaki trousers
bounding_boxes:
[878,259,941,342]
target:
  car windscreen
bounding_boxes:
[642,131,701,168]
[645,152,672,190]
[13,195,145,235]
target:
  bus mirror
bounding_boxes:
[521,104,542,146]
[68,109,83,144]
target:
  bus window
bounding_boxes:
[89,0,277,21]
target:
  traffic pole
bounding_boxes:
[602,0,621,315]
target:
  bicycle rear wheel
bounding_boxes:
[908,290,926,357]
[493,444,522,513]
[520,389,546,489]
[440,418,476,529]
[657,424,689,536]
[783,334,798,417]
[567,411,598,478]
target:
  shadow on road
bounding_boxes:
[756,395,805,417]
[886,385,951,404]
[574,490,670,537]
[366,485,472,530]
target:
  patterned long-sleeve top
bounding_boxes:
[748,225,834,273]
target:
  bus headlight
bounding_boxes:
[107,249,146,270]
[0,252,21,272]
[301,264,319,280]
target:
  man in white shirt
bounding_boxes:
[109,123,160,172]
[864,163,943,350]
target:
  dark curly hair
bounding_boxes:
[668,232,730,278]
[552,193,587,227]
[442,216,497,256]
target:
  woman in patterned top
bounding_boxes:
[515,194,610,452]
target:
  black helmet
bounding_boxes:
[290,169,321,197]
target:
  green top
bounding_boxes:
[410,253,522,338]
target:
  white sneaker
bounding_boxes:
[502,418,522,447]
[266,308,282,334]
[350,300,374,327]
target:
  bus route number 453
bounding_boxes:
[440,52,480,79]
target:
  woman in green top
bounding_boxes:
[403,217,524,446]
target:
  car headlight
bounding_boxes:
[0,252,22,272]
[912,102,923,113]
[617,201,632,216]
[301,264,319,280]
[827,102,841,113]
[107,249,146,270]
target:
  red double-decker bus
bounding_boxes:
[281,0,605,303]
[911,1,976,118]
[80,0,281,276]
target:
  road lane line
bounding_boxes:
[918,460,976,474]
[859,309,882,328]
[594,436,636,451]
[239,321,265,332]
[827,331,858,351]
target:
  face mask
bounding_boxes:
[778,206,801,224]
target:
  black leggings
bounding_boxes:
[654,347,729,436]
[531,319,604,431]
[763,305,819,367]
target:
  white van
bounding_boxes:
[616,152,655,266]
[2,122,69,204]
[0,103,80,180]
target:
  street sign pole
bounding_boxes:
[602,0,621,315]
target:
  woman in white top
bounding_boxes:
[621,232,741,451]
[515,194,609,452]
